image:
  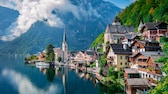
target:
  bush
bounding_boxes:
[90,62,96,68]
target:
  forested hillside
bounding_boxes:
[118,0,168,28]
[91,1,168,93]
[117,0,168,93]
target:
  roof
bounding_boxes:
[106,24,134,33]
[110,44,132,55]
[85,50,95,56]
[127,78,150,86]
[124,68,139,74]
[129,53,141,57]
[132,39,160,47]
[144,22,167,30]
[140,51,165,58]
[113,16,120,23]
[125,34,138,40]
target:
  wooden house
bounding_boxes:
[139,22,167,42]
[131,39,161,53]
[129,51,164,84]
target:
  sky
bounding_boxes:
[104,0,135,8]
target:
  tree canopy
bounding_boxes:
[46,44,55,62]
[118,0,168,29]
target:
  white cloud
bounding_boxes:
[1,69,62,94]
[0,0,100,41]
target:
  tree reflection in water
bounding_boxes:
[46,68,55,82]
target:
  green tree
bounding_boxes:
[46,44,55,62]
[57,56,62,62]
[150,36,168,93]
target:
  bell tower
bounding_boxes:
[62,26,68,62]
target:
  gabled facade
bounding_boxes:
[125,78,151,94]
[122,34,139,47]
[103,16,134,52]
[129,51,164,84]
[131,39,161,53]
[85,50,97,64]
[74,51,86,62]
[107,44,132,71]
[54,48,63,62]
[37,52,46,61]
[139,21,167,42]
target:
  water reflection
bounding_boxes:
[37,66,68,94]
[0,56,101,94]
[46,68,55,82]
[1,69,61,94]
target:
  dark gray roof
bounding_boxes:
[110,44,132,55]
[125,34,137,40]
[124,68,139,74]
[140,51,165,57]
[144,22,167,30]
[106,24,134,33]
[127,78,150,86]
[85,50,95,55]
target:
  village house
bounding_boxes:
[69,51,77,62]
[124,68,151,94]
[124,68,140,79]
[129,51,164,85]
[131,39,161,53]
[36,52,46,61]
[138,21,168,42]
[125,78,151,94]
[54,48,63,62]
[122,34,140,47]
[74,51,86,63]
[103,16,134,52]
[73,50,97,66]
[107,44,132,71]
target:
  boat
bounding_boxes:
[35,62,49,68]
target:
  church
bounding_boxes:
[54,27,68,63]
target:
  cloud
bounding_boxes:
[0,0,100,41]
[1,69,62,94]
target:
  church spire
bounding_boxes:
[63,26,66,42]
[62,26,68,62]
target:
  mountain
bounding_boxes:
[118,0,168,28]
[0,6,19,46]
[0,0,121,55]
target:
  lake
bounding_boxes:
[0,56,106,94]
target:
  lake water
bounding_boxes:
[0,56,105,94]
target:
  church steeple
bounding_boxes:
[62,26,68,62]
[63,26,66,43]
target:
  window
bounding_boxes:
[125,62,127,65]
[138,59,142,62]
[120,56,122,59]
[120,62,122,65]
[125,56,128,60]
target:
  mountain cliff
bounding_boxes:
[0,0,121,54]
[0,0,121,55]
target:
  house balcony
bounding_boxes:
[148,70,162,75]
[136,62,147,66]
[138,68,148,72]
